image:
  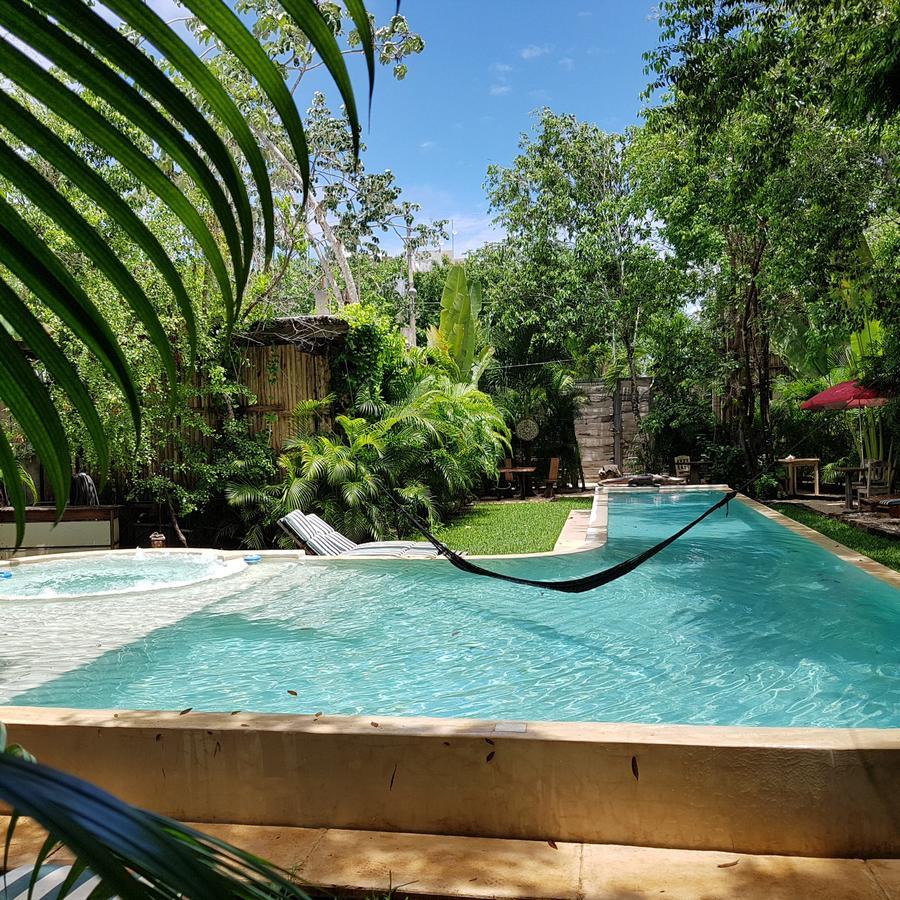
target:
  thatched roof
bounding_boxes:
[235,316,348,353]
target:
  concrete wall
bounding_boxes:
[4,707,898,858]
[575,378,652,479]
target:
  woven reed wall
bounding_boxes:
[236,343,331,449]
[180,345,331,451]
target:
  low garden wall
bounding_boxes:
[3,707,897,859]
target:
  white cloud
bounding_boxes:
[559,56,575,71]
[520,44,550,60]
[489,83,512,96]
[491,62,513,74]
[419,140,436,150]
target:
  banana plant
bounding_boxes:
[426,264,495,384]
[0,0,375,544]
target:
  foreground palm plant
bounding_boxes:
[0,749,313,898]
[0,0,374,543]
[0,0,376,893]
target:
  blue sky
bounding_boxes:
[356,1,662,254]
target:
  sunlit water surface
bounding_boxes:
[4,492,899,727]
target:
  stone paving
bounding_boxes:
[3,817,898,899]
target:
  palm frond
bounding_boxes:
[0,0,374,537]
[0,753,311,899]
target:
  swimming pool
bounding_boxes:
[0,550,246,599]
[3,491,898,727]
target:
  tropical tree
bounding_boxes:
[484,111,686,420]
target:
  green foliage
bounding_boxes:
[490,365,586,487]
[330,301,410,407]
[230,371,510,545]
[752,473,782,501]
[427,264,493,384]
[435,498,593,556]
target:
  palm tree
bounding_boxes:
[229,374,510,543]
[0,0,377,892]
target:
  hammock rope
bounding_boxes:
[393,489,738,594]
[390,415,836,593]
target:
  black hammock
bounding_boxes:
[395,489,738,594]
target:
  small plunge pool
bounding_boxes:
[0,550,247,600]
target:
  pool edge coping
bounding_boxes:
[1,705,897,749]
[735,493,900,589]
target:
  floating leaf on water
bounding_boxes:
[179,708,192,716]
[287,690,298,696]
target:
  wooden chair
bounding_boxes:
[857,460,895,509]
[544,456,560,499]
[858,460,892,500]
[674,455,691,479]
[495,457,515,499]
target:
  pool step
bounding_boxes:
[2,816,897,899]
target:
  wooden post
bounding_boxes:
[613,381,622,469]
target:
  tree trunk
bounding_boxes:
[309,194,359,306]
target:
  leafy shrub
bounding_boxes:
[752,473,782,500]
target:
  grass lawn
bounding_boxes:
[434,497,593,555]
[771,503,900,572]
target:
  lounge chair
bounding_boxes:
[277,510,441,558]
[858,496,900,518]
[2,864,108,897]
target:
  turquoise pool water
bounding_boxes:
[5,492,900,727]
[0,551,245,598]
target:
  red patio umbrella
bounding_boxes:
[800,380,888,410]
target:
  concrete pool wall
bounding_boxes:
[1,488,898,860]
[2,706,898,859]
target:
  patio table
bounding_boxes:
[498,466,537,501]
[835,465,866,511]
[778,457,820,497]
[683,459,710,485]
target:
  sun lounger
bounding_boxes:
[277,510,441,558]
[859,496,900,518]
[2,863,108,898]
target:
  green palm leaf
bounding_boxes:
[0,0,374,538]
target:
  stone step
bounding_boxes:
[2,817,897,899]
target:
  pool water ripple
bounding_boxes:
[3,492,900,727]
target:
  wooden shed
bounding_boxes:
[229,316,347,449]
